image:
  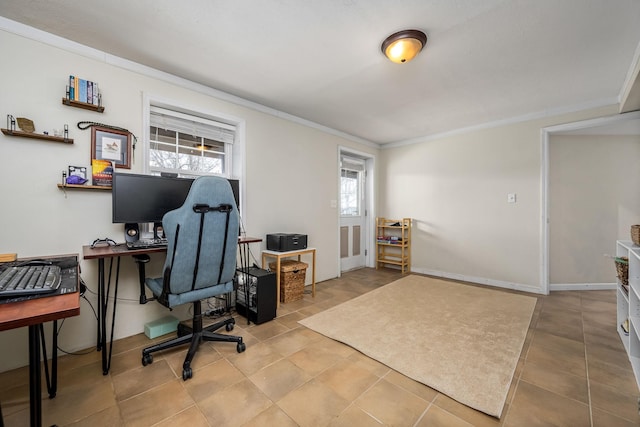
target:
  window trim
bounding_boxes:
[142,93,246,213]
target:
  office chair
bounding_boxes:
[141,176,245,380]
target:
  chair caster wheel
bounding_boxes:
[142,353,153,366]
[237,342,246,353]
[182,367,192,380]
[226,322,234,332]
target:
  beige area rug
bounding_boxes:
[299,275,537,418]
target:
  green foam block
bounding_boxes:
[144,315,179,339]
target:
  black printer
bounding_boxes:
[266,233,308,252]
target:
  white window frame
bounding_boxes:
[149,106,235,177]
[142,93,246,212]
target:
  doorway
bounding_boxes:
[339,149,374,273]
[541,111,640,293]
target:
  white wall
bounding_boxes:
[0,28,377,372]
[378,106,619,294]
[549,134,640,285]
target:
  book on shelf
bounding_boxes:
[78,79,87,104]
[67,75,100,104]
[91,159,113,187]
[68,75,75,100]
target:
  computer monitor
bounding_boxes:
[112,172,240,238]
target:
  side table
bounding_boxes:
[262,248,316,308]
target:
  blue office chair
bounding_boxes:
[141,176,245,380]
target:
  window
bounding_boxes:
[148,106,236,178]
[340,156,364,216]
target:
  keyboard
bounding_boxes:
[0,264,62,298]
[126,238,168,250]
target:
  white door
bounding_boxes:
[340,156,366,272]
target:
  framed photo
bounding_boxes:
[91,126,131,169]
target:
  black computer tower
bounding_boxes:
[235,267,276,324]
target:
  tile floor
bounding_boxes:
[1,268,639,426]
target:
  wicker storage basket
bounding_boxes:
[632,225,640,246]
[270,260,308,303]
[615,256,629,287]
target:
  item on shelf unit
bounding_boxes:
[6,114,15,131]
[91,159,113,187]
[632,225,640,246]
[68,165,87,181]
[614,256,629,286]
[66,175,87,185]
[16,117,34,133]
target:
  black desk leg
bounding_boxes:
[39,321,58,398]
[98,257,121,375]
[96,259,104,352]
[28,325,41,427]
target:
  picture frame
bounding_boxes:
[91,126,131,169]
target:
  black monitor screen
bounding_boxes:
[112,173,240,224]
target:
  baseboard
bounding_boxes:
[549,282,616,291]
[411,267,544,295]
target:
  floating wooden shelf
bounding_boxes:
[1,128,73,144]
[57,184,111,191]
[61,98,105,113]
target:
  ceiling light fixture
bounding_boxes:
[381,29,427,64]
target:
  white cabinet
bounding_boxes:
[616,240,640,389]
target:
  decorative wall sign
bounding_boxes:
[91,126,131,169]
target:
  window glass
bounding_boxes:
[341,169,361,216]
[148,106,235,178]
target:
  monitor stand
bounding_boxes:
[153,222,164,240]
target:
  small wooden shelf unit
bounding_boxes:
[376,217,411,274]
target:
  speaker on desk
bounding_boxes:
[124,223,140,243]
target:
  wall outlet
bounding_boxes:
[507,193,517,203]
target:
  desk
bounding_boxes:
[82,244,165,375]
[262,248,316,307]
[83,238,263,374]
[0,255,80,427]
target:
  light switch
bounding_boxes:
[507,193,517,203]
[330,199,337,208]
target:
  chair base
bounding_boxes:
[141,301,245,380]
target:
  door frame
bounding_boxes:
[337,146,376,277]
[540,110,640,294]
